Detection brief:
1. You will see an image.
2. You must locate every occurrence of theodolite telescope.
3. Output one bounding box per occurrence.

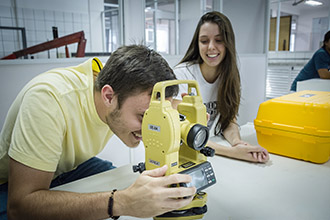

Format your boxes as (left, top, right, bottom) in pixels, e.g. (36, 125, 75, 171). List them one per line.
(133, 80, 217, 219)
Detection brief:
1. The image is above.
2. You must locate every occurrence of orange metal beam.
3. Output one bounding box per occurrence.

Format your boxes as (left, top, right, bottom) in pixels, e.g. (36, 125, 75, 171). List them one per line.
(1, 31, 86, 59)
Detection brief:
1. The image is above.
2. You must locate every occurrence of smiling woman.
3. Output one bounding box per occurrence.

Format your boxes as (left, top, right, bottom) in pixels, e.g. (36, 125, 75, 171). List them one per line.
(198, 22, 226, 83)
(173, 11, 240, 135)
(172, 11, 269, 163)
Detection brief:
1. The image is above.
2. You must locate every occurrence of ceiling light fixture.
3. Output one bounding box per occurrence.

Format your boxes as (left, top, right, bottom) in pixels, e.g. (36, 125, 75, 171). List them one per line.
(304, 0, 323, 6)
(292, 0, 305, 6)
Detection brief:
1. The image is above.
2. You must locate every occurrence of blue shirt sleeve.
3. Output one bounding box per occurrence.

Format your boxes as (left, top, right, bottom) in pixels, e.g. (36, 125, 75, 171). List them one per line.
(314, 49, 330, 71)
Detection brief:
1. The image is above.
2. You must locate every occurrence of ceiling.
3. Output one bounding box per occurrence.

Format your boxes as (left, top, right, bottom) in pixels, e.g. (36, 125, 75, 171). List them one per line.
(269, 0, 329, 17)
(281, 0, 329, 10)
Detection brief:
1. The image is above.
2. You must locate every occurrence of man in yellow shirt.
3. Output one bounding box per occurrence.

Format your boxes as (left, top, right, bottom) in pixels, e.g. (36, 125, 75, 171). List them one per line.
(0, 45, 196, 219)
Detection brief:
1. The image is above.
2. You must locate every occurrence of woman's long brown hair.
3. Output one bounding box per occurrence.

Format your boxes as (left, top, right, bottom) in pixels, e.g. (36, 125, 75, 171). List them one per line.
(178, 11, 241, 135)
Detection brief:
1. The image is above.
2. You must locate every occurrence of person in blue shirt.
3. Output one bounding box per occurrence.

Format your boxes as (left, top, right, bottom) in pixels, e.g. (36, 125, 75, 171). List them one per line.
(290, 30, 330, 91)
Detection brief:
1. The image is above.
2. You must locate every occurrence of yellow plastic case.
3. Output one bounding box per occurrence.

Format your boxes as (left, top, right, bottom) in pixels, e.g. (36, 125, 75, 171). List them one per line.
(254, 90, 330, 163)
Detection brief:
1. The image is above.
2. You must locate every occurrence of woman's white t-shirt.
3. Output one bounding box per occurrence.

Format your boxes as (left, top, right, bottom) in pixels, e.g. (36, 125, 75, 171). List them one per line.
(174, 62, 220, 130)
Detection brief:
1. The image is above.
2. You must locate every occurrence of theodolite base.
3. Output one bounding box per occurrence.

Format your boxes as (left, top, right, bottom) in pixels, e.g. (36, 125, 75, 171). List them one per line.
(154, 192, 208, 220)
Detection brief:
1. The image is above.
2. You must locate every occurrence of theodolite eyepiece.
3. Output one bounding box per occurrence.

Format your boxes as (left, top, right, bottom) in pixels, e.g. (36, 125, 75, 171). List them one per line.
(132, 162, 145, 173)
(186, 124, 209, 151)
(200, 146, 215, 157)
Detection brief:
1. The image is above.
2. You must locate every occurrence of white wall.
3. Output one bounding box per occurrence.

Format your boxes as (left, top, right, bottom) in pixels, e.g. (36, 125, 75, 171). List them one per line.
(237, 54, 266, 125)
(223, 0, 267, 54)
(178, 0, 267, 55)
(295, 7, 329, 51)
(178, 0, 202, 54)
(87, 0, 105, 52)
(123, 0, 145, 45)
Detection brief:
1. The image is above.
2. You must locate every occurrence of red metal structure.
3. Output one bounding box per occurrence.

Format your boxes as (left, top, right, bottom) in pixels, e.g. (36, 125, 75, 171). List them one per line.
(1, 31, 86, 59)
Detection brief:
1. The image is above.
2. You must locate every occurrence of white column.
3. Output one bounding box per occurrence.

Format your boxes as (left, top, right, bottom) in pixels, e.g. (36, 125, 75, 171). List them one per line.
(88, 0, 104, 52)
(122, 0, 145, 45)
(178, 0, 200, 54)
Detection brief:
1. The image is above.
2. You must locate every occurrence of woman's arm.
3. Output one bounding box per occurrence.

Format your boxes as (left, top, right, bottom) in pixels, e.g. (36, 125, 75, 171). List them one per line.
(210, 120, 269, 163)
(222, 120, 241, 146)
(207, 139, 269, 163)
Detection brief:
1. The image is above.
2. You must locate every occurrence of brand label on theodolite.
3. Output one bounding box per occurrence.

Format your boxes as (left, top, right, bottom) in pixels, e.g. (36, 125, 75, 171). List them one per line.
(148, 124, 160, 132)
(171, 161, 178, 167)
(149, 159, 160, 166)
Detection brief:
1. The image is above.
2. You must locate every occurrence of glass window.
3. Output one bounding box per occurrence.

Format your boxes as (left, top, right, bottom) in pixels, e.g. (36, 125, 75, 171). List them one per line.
(269, 2, 292, 51)
(203, 0, 214, 13)
(202, 0, 222, 14)
(145, 0, 176, 55)
(104, 0, 121, 52)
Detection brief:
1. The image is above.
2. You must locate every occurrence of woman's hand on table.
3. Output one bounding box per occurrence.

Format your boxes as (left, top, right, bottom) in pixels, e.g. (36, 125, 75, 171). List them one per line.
(231, 141, 269, 163)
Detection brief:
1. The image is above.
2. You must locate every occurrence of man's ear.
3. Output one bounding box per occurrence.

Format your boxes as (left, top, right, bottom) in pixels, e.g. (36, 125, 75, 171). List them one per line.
(101, 85, 116, 107)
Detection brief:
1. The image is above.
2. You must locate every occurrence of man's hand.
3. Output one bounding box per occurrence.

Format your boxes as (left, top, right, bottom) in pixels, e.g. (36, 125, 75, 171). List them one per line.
(113, 165, 196, 218)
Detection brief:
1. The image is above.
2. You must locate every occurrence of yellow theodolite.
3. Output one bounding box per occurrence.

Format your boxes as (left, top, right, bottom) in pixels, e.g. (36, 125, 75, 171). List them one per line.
(133, 80, 217, 220)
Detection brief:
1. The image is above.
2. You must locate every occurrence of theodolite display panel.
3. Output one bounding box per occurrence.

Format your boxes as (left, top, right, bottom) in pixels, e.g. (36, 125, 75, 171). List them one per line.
(179, 161, 216, 192)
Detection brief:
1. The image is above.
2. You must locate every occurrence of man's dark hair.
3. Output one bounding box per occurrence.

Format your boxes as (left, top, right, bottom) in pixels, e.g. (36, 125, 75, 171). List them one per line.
(95, 44, 178, 108)
(323, 30, 330, 49)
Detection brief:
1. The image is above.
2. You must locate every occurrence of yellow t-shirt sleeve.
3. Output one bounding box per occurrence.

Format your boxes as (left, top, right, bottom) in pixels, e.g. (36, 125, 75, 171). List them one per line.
(8, 85, 66, 172)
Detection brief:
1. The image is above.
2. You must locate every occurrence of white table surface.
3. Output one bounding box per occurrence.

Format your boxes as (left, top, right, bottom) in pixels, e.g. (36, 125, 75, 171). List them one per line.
(53, 123, 330, 220)
(297, 78, 330, 92)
